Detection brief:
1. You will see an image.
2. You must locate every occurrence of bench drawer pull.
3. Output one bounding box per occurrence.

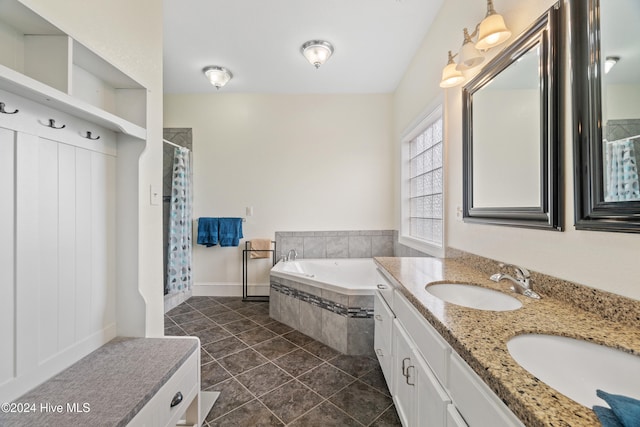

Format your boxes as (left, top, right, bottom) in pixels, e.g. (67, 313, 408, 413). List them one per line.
(170, 391, 183, 408)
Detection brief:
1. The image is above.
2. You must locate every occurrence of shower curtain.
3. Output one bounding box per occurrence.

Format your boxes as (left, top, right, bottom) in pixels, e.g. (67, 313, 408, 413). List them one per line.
(605, 140, 640, 202)
(166, 147, 193, 294)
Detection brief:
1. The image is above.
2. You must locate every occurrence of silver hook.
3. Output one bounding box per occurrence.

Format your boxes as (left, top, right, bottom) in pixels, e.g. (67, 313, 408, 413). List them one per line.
(0, 102, 19, 114)
(84, 131, 100, 140)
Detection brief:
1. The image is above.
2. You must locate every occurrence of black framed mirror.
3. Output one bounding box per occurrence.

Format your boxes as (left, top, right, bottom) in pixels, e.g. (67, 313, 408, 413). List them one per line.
(572, 0, 640, 232)
(462, 5, 561, 230)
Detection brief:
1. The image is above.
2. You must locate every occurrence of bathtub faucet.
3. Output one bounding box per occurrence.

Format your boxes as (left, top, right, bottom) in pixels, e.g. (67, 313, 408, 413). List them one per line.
(286, 249, 298, 262)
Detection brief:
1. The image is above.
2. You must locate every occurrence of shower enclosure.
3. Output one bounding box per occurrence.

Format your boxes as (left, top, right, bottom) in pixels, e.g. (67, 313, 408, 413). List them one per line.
(163, 128, 193, 312)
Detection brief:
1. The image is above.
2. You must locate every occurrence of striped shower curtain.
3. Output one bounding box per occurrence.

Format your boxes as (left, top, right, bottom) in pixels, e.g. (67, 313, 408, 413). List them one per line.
(166, 147, 193, 294)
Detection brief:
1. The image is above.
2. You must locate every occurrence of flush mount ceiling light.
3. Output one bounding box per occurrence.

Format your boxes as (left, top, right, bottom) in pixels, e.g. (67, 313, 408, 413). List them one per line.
(456, 27, 485, 71)
(202, 66, 232, 89)
(300, 40, 334, 69)
(604, 56, 620, 74)
(475, 0, 512, 50)
(440, 51, 465, 88)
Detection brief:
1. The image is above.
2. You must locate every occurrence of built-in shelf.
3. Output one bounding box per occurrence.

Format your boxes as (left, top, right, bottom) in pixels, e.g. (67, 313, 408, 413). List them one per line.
(0, 0, 147, 139)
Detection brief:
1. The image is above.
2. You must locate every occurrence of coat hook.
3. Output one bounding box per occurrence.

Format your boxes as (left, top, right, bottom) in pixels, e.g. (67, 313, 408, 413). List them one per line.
(84, 131, 100, 140)
(0, 102, 19, 114)
(47, 119, 66, 129)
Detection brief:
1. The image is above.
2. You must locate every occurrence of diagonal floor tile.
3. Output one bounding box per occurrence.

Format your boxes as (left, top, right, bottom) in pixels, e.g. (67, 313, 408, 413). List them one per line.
(369, 405, 403, 427)
(303, 340, 340, 361)
(203, 336, 247, 359)
(253, 337, 298, 360)
(218, 348, 268, 376)
(223, 318, 260, 334)
(328, 354, 379, 378)
(288, 401, 362, 427)
(259, 380, 323, 424)
(208, 310, 247, 325)
(181, 317, 218, 334)
(204, 378, 254, 423)
(193, 325, 231, 345)
(329, 381, 393, 426)
(297, 363, 356, 398)
(201, 360, 232, 390)
(263, 321, 294, 335)
(282, 330, 315, 347)
(207, 399, 284, 427)
(273, 349, 323, 377)
(235, 362, 293, 397)
(170, 310, 206, 324)
(236, 326, 277, 346)
(359, 366, 391, 396)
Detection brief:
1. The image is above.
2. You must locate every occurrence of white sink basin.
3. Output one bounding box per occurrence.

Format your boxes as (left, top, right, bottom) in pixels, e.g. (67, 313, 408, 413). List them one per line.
(425, 283, 522, 311)
(507, 334, 640, 407)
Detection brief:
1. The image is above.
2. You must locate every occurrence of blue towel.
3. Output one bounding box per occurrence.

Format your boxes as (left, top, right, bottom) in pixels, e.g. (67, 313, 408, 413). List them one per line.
(218, 217, 243, 247)
(595, 390, 640, 427)
(594, 406, 625, 427)
(197, 217, 219, 247)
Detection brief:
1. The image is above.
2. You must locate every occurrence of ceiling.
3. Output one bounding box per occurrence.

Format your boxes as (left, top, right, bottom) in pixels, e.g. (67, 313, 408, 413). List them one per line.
(163, 0, 444, 94)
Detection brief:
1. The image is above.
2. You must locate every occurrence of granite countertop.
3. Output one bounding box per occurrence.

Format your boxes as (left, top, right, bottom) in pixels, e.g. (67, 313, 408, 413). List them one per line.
(0, 336, 199, 427)
(373, 256, 640, 427)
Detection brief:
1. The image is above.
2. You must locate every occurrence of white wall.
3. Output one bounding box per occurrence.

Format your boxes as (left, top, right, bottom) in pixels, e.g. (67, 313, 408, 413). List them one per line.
(164, 93, 394, 291)
(21, 0, 165, 335)
(394, 0, 640, 300)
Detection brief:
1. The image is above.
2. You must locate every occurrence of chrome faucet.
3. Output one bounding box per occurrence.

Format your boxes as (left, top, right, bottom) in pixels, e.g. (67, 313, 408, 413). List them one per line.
(286, 249, 298, 262)
(490, 263, 541, 299)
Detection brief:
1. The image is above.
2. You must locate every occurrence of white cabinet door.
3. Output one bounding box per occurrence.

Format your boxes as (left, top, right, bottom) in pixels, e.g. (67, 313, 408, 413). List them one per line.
(413, 346, 451, 426)
(374, 292, 394, 393)
(393, 319, 415, 427)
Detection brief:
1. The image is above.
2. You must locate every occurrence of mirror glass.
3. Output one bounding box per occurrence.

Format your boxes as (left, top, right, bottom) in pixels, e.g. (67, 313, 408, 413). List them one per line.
(463, 5, 561, 230)
(600, 0, 640, 203)
(472, 46, 541, 208)
(572, 0, 640, 232)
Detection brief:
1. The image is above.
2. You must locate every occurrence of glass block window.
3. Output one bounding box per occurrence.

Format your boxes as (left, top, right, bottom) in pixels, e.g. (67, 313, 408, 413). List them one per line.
(408, 112, 443, 246)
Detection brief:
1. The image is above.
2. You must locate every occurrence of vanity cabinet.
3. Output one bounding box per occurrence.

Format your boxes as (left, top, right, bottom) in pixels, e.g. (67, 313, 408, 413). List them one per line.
(374, 273, 524, 427)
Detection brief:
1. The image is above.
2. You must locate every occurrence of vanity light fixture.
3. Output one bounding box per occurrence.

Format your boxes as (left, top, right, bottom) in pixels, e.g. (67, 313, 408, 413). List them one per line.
(439, 0, 511, 89)
(439, 51, 465, 88)
(456, 27, 485, 70)
(203, 66, 233, 89)
(604, 56, 619, 74)
(475, 0, 512, 50)
(301, 40, 334, 69)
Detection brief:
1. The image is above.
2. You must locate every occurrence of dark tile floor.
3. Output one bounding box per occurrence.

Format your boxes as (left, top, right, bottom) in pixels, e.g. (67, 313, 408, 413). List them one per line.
(164, 296, 402, 427)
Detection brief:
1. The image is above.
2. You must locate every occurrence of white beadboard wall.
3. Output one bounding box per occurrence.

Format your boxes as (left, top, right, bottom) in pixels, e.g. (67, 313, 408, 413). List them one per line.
(0, 106, 117, 402)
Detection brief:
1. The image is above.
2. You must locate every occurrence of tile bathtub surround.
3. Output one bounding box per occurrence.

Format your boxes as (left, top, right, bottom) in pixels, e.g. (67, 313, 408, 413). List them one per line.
(270, 277, 375, 355)
(374, 256, 640, 427)
(445, 247, 640, 327)
(165, 296, 401, 426)
(275, 230, 395, 259)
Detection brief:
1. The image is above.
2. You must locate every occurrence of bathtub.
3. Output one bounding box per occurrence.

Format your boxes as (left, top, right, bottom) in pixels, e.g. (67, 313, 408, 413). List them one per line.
(270, 258, 382, 295)
(269, 258, 383, 355)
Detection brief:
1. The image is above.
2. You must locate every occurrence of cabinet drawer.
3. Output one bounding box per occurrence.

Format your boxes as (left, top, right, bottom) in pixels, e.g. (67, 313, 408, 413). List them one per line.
(375, 269, 394, 307)
(128, 350, 199, 427)
(448, 353, 523, 427)
(395, 292, 449, 385)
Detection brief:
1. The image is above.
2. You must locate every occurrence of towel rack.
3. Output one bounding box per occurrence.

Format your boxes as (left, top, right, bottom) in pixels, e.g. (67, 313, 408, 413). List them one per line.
(242, 240, 276, 302)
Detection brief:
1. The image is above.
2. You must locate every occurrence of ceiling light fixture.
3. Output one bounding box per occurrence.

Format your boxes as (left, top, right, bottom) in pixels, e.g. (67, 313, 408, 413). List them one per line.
(203, 66, 232, 89)
(604, 56, 620, 74)
(300, 40, 334, 69)
(440, 51, 465, 88)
